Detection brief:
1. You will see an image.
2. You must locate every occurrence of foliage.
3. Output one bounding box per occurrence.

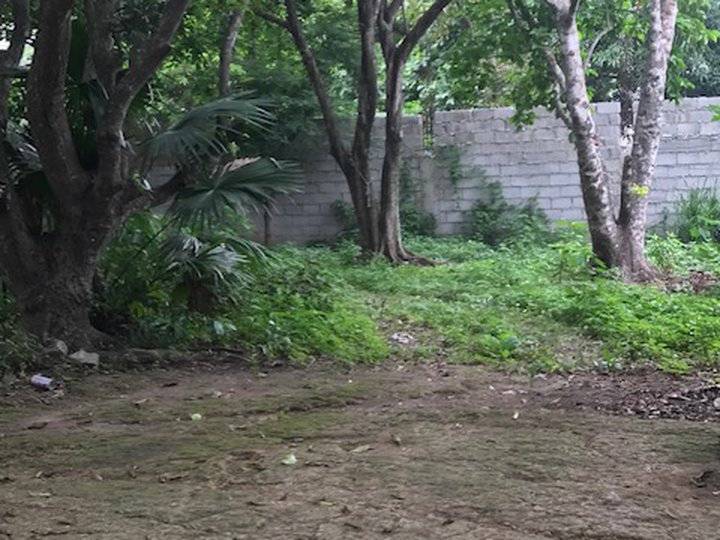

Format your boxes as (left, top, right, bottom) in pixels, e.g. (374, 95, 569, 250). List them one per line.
(400, 204, 438, 237)
(0, 287, 39, 377)
(99, 220, 387, 363)
(317, 234, 720, 374)
(407, 0, 718, 120)
(469, 179, 550, 246)
(332, 199, 438, 240)
(670, 186, 720, 243)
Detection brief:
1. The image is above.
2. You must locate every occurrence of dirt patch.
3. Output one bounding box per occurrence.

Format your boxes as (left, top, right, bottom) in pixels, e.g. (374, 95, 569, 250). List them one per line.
(0, 363, 719, 539)
(660, 270, 720, 294)
(530, 370, 720, 421)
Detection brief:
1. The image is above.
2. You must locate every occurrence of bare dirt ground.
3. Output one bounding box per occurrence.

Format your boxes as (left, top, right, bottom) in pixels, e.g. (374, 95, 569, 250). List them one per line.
(1, 360, 719, 540)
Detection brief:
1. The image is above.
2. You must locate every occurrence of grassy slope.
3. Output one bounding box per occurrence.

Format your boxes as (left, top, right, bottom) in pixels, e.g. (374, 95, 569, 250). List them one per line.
(321, 235, 720, 374)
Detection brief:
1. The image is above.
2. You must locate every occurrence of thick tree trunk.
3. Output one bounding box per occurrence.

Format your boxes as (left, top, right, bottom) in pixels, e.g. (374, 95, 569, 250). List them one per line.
(0, 216, 114, 349)
(14, 264, 98, 348)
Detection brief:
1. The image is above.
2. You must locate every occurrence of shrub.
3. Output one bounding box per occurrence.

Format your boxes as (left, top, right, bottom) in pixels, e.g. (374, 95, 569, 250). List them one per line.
(331, 199, 438, 240)
(400, 204, 437, 237)
(469, 180, 550, 246)
(672, 187, 720, 243)
(231, 249, 387, 362)
(0, 285, 39, 376)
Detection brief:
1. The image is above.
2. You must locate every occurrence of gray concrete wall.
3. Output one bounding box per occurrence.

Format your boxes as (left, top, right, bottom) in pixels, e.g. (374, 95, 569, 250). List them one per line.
(254, 96, 720, 244)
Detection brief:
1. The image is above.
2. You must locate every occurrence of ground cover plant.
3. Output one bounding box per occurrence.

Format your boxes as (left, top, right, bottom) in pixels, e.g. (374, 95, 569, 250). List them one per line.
(326, 230, 720, 375)
(4, 220, 720, 376)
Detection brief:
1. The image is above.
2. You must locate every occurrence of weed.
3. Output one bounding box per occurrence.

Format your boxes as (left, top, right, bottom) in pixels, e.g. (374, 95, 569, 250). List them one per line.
(469, 179, 550, 246)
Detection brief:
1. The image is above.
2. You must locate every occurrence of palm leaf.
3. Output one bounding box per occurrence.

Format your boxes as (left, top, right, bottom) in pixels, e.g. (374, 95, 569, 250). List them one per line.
(138, 94, 275, 171)
(160, 232, 244, 285)
(169, 158, 301, 228)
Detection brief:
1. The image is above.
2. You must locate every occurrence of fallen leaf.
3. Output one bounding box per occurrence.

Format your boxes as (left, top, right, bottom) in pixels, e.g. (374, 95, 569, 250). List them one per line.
(350, 444, 373, 454)
(281, 453, 297, 466)
(513, 411, 520, 420)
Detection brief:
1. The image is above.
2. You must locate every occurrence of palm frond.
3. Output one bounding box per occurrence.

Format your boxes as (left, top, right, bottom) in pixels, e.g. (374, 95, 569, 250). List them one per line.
(169, 158, 301, 228)
(160, 232, 244, 285)
(138, 94, 275, 171)
(5, 122, 42, 183)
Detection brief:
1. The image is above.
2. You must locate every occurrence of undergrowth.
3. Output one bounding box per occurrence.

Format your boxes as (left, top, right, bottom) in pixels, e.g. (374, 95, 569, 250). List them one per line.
(324, 231, 720, 374)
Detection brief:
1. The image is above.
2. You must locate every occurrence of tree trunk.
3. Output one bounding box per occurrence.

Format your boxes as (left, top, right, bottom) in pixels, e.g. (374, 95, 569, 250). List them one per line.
(379, 60, 410, 261)
(344, 163, 379, 251)
(0, 218, 114, 349)
(14, 264, 98, 348)
(218, 10, 244, 97)
(616, 0, 678, 281)
(546, 0, 677, 281)
(550, 5, 620, 269)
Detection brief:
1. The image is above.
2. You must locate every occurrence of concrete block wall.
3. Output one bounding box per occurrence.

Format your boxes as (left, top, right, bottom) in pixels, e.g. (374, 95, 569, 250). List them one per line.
(254, 96, 720, 244)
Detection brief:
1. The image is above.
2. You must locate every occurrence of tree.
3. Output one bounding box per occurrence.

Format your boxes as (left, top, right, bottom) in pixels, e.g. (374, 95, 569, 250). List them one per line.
(0, 1, 296, 347)
(257, 0, 452, 261)
(513, 0, 678, 280)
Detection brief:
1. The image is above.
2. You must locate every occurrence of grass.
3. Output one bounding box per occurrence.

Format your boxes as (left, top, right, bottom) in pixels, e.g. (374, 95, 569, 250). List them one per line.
(5, 227, 720, 376)
(308, 232, 720, 375)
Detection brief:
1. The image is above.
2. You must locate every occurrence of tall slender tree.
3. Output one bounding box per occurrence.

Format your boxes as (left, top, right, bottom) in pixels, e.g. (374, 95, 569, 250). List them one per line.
(258, 0, 452, 261)
(507, 0, 678, 280)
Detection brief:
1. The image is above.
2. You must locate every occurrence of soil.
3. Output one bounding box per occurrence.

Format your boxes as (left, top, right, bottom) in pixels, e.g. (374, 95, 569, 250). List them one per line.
(1, 361, 719, 539)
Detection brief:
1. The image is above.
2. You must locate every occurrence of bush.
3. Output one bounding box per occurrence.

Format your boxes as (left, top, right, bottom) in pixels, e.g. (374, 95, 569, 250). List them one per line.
(672, 187, 720, 243)
(469, 180, 550, 246)
(331, 199, 438, 241)
(400, 204, 437, 237)
(0, 285, 39, 377)
(100, 225, 388, 363)
(230, 249, 387, 362)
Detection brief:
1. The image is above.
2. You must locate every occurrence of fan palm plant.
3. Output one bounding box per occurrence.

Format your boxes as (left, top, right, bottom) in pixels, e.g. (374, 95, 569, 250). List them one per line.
(94, 94, 301, 318)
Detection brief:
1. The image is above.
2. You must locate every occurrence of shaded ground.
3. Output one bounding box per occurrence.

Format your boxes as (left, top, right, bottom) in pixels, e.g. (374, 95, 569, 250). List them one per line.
(1, 361, 719, 539)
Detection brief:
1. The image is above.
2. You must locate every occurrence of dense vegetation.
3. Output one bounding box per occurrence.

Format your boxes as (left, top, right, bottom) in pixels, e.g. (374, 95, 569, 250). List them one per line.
(4, 189, 720, 377)
(1, 0, 720, 377)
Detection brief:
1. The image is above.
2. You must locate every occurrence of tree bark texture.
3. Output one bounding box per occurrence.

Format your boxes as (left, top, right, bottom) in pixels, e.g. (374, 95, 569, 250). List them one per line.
(544, 0, 678, 281)
(219, 10, 245, 97)
(0, 0, 190, 347)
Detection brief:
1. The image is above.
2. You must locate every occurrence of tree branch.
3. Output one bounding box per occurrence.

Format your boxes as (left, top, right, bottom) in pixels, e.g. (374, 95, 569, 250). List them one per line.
(26, 0, 88, 205)
(353, 1, 381, 162)
(98, 0, 189, 195)
(386, 0, 404, 21)
(281, 0, 350, 166)
(395, 0, 452, 66)
(585, 24, 612, 69)
(84, 0, 124, 93)
(252, 8, 289, 29)
(121, 170, 189, 215)
(0, 0, 29, 71)
(104, 0, 190, 129)
(219, 9, 246, 96)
